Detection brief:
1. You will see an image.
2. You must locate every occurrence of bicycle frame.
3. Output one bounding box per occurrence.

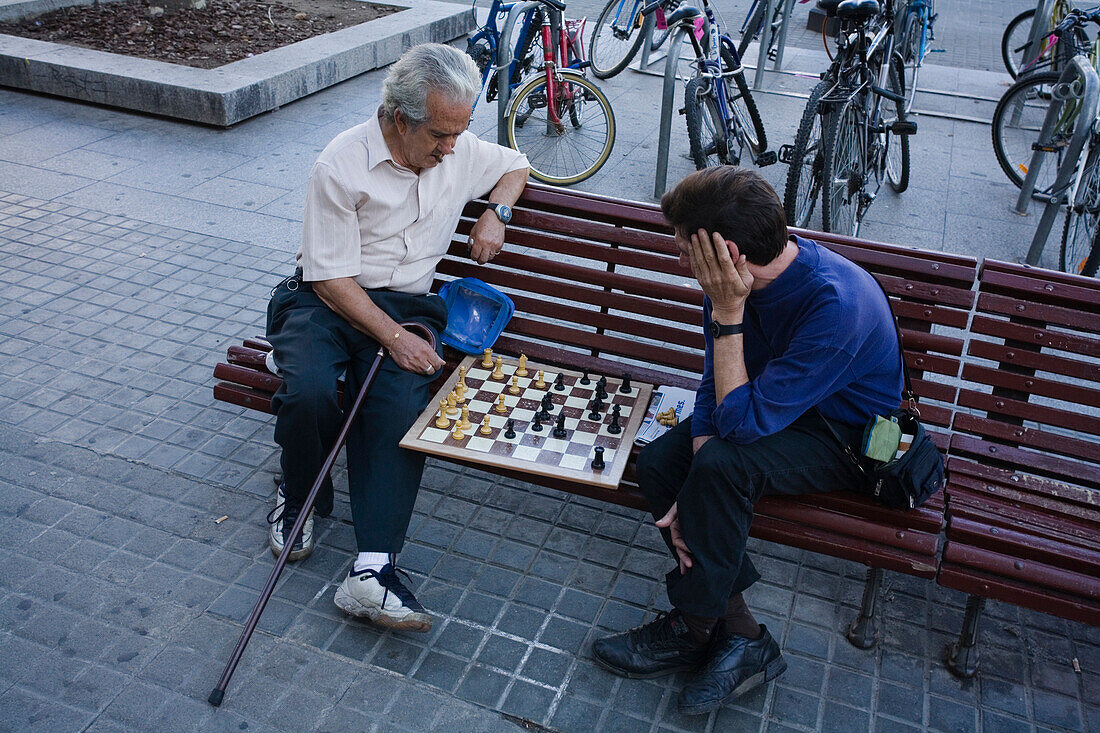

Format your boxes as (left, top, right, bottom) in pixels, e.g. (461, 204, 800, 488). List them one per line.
(684, 0, 745, 146)
(533, 8, 588, 126)
(467, 0, 543, 112)
(606, 0, 645, 36)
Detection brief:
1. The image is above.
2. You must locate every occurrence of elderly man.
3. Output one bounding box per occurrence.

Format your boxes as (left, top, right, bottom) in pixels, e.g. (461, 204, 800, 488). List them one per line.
(592, 167, 903, 714)
(265, 43, 528, 632)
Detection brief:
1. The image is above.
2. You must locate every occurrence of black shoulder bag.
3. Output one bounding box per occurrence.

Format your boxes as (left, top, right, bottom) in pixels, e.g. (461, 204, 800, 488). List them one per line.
(745, 279, 945, 511)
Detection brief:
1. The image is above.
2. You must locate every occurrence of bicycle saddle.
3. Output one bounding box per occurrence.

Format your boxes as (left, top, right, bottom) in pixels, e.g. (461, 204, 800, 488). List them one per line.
(667, 4, 702, 26)
(836, 0, 879, 22)
(816, 0, 841, 17)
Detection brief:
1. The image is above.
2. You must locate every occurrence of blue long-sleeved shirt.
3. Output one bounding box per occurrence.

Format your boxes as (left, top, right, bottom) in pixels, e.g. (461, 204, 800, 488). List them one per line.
(691, 235, 904, 443)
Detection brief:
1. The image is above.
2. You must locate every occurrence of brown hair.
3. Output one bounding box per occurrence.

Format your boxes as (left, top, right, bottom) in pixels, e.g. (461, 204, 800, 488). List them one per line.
(660, 166, 788, 265)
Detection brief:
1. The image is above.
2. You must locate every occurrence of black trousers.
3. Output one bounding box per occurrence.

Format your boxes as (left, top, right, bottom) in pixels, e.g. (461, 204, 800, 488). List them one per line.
(266, 276, 447, 554)
(636, 413, 867, 617)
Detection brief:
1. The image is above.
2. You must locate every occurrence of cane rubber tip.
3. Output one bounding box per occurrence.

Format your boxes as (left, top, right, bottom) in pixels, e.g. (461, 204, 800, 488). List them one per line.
(208, 688, 225, 706)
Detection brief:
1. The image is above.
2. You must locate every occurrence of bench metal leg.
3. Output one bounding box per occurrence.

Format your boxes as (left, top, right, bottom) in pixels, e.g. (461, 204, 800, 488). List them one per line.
(846, 567, 883, 649)
(946, 595, 985, 678)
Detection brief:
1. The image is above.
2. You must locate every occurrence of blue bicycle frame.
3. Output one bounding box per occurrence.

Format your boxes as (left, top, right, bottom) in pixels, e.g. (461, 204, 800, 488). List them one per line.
(466, 0, 542, 112)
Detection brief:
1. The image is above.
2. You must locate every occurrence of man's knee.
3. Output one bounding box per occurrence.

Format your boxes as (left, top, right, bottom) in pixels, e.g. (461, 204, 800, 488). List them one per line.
(689, 441, 754, 502)
(276, 373, 341, 426)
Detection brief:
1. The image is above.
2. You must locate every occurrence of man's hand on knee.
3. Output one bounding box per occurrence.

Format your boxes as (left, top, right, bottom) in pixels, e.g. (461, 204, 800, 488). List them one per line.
(390, 328, 445, 375)
(656, 502, 694, 574)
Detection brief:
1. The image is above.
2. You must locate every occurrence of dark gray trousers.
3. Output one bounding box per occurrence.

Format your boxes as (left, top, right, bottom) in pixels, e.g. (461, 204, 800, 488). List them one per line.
(266, 276, 447, 553)
(636, 413, 867, 617)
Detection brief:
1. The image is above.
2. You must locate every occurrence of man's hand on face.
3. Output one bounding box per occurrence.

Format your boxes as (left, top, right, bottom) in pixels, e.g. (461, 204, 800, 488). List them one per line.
(468, 211, 505, 265)
(388, 327, 446, 376)
(687, 229, 753, 318)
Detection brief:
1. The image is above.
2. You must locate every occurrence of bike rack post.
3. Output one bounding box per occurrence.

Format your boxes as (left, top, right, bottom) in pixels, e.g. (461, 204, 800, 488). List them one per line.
(638, 12, 660, 70)
(769, 0, 797, 78)
(655, 26, 688, 197)
(1021, 0, 1056, 74)
(752, 0, 778, 90)
(496, 1, 541, 146)
(1022, 55, 1099, 265)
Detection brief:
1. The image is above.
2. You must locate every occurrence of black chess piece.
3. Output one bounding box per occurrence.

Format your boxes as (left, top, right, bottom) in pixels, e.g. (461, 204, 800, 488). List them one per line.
(619, 373, 632, 394)
(595, 376, 608, 401)
(531, 412, 544, 432)
(591, 446, 605, 470)
(580, 369, 590, 385)
(553, 413, 567, 439)
(504, 419, 516, 439)
(588, 397, 603, 421)
(554, 372, 566, 391)
(608, 404, 622, 434)
(541, 393, 555, 415)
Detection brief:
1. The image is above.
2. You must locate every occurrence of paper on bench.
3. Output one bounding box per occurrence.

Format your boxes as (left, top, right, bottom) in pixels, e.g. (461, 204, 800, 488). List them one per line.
(634, 386, 695, 445)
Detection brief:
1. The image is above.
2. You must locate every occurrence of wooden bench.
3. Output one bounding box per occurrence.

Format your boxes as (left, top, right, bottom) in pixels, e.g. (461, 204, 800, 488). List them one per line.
(213, 183, 977, 649)
(938, 259, 1100, 676)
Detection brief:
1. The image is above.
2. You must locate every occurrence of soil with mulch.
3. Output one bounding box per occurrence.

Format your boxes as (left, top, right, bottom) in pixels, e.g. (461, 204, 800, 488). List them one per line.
(0, 0, 404, 69)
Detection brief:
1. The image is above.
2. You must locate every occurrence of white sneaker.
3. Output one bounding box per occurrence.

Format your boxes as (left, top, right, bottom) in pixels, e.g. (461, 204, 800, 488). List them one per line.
(334, 564, 433, 632)
(266, 485, 314, 562)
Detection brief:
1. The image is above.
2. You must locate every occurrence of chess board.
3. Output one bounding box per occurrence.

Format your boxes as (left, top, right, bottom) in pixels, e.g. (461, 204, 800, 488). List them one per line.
(400, 355, 654, 489)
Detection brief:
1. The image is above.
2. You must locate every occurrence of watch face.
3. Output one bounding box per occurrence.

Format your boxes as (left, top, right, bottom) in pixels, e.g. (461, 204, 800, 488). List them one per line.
(494, 204, 512, 223)
(709, 320, 719, 339)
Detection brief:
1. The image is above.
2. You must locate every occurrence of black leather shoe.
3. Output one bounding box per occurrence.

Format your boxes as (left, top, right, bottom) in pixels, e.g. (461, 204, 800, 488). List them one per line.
(591, 610, 712, 679)
(677, 625, 787, 715)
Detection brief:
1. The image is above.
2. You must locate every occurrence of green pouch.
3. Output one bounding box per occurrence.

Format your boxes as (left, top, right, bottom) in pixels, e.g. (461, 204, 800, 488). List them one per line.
(862, 414, 902, 463)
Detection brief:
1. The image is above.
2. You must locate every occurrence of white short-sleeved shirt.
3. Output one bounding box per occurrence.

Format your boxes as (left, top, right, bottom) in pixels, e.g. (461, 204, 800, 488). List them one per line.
(297, 111, 528, 294)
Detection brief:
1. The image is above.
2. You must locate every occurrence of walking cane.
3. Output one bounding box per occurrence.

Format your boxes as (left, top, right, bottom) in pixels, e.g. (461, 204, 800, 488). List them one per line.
(208, 321, 437, 707)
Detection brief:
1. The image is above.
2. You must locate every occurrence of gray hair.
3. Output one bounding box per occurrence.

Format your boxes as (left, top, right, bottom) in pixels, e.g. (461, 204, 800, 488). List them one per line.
(381, 44, 481, 127)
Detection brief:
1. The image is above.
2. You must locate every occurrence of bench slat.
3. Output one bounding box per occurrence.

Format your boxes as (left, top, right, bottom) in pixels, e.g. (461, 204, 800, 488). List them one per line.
(937, 565, 1100, 625)
(945, 515, 1099, 571)
(968, 339, 1099, 382)
(953, 413, 1100, 464)
(961, 363, 1100, 409)
(977, 262, 1100, 310)
(945, 490, 1099, 551)
(943, 542, 1100, 601)
(949, 432, 1099, 488)
(969, 315, 1100, 360)
(947, 458, 1100, 509)
(977, 291, 1100, 332)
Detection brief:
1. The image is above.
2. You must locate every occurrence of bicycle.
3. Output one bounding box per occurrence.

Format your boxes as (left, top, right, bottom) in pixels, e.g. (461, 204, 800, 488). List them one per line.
(781, 0, 912, 236)
(1001, 0, 1080, 79)
(893, 0, 936, 112)
(737, 0, 813, 60)
(664, 0, 772, 170)
(466, 0, 617, 185)
(504, 0, 618, 185)
(1001, 8, 1100, 276)
(588, 0, 679, 79)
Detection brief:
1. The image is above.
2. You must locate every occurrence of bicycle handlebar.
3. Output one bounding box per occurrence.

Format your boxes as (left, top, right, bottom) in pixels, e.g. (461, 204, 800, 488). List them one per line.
(532, 0, 566, 11)
(1054, 6, 1100, 36)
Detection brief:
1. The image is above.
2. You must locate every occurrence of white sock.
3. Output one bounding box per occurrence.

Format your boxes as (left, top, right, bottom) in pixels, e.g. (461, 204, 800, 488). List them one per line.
(353, 552, 390, 574)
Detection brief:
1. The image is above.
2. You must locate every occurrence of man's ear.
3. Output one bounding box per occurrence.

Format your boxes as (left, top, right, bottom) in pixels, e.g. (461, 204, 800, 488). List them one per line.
(393, 108, 408, 135)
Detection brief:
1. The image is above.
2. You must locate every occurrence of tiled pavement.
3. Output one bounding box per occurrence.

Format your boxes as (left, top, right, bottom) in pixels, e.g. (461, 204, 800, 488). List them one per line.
(1, 0, 1099, 731)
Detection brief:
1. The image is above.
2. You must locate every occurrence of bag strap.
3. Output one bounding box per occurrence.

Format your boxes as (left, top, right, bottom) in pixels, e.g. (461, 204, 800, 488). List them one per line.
(741, 260, 915, 473)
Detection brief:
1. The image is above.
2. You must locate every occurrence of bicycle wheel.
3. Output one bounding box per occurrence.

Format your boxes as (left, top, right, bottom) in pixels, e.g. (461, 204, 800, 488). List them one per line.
(590, 0, 646, 79)
(1002, 9, 1048, 79)
(992, 71, 1064, 196)
(897, 10, 923, 111)
(507, 70, 616, 185)
(783, 80, 830, 228)
(685, 77, 730, 168)
(720, 47, 767, 158)
(822, 95, 864, 237)
(1060, 151, 1100, 276)
(884, 62, 910, 193)
(649, 0, 678, 51)
(736, 0, 767, 59)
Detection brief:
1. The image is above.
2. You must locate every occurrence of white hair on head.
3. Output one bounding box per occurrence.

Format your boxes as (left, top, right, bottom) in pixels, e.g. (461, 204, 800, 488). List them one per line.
(381, 43, 480, 127)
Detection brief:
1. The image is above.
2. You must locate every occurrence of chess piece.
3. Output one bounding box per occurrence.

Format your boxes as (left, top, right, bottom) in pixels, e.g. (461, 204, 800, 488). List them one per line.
(541, 393, 554, 415)
(435, 399, 450, 429)
(509, 375, 520, 395)
(580, 369, 590, 385)
(588, 397, 603, 421)
(535, 370, 546, 389)
(553, 413, 567, 439)
(516, 354, 528, 377)
(504, 419, 516, 439)
(458, 365, 467, 390)
(553, 372, 565, 391)
(495, 394, 508, 413)
(492, 356, 505, 380)
(620, 373, 632, 394)
(531, 412, 544, 432)
(595, 376, 608, 401)
(460, 405, 472, 431)
(446, 391, 459, 416)
(608, 404, 621, 435)
(452, 423, 465, 441)
(456, 383, 466, 404)
(482, 348, 493, 368)
(480, 416, 492, 435)
(591, 446, 605, 470)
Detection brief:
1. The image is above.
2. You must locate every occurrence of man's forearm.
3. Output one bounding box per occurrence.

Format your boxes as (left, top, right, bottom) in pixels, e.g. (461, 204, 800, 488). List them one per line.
(488, 168, 528, 207)
(711, 306, 749, 405)
(313, 277, 401, 347)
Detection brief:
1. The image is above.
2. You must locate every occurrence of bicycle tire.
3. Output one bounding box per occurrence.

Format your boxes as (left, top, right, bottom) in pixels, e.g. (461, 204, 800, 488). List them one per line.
(885, 62, 910, 193)
(721, 47, 768, 157)
(1060, 150, 1100, 276)
(685, 77, 730, 168)
(736, 0, 767, 59)
(783, 80, 830, 228)
(1002, 9, 1046, 79)
(822, 94, 864, 237)
(590, 0, 646, 79)
(506, 70, 616, 185)
(897, 9, 922, 112)
(992, 71, 1064, 196)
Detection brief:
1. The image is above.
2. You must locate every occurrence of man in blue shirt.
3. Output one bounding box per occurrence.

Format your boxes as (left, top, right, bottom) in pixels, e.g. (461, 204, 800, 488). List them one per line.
(592, 167, 903, 715)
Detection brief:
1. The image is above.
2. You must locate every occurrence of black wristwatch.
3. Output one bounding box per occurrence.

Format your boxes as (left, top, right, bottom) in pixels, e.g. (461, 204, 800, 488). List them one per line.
(489, 203, 512, 224)
(709, 320, 743, 339)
